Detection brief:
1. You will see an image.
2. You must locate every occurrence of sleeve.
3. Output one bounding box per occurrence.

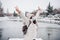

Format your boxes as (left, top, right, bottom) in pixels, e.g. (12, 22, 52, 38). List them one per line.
(18, 12, 29, 26)
(18, 12, 27, 20)
(34, 10, 42, 19)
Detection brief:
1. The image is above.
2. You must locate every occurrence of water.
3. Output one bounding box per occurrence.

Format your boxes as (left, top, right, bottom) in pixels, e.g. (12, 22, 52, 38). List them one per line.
(0, 20, 60, 40)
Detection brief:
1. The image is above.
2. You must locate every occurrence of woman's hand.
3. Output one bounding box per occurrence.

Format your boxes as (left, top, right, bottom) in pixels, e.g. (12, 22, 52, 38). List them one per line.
(38, 6, 41, 11)
(35, 6, 41, 12)
(38, 6, 43, 13)
(15, 6, 21, 15)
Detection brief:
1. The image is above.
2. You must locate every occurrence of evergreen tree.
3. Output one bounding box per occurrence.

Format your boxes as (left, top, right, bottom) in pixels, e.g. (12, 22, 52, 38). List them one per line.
(46, 2, 53, 15)
(13, 11, 17, 17)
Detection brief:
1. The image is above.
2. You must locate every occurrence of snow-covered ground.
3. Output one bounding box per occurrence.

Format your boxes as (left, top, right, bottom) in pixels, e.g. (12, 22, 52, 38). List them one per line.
(0, 17, 60, 25)
(9, 38, 43, 40)
(0, 17, 60, 40)
(0, 17, 60, 23)
(0, 17, 22, 21)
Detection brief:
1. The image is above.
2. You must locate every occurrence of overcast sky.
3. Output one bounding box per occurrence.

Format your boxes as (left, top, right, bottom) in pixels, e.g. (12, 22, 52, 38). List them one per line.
(0, 0, 60, 13)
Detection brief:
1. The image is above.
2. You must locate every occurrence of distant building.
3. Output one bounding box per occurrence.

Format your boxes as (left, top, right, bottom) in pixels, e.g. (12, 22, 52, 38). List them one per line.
(53, 9, 58, 14)
(4, 13, 13, 16)
(53, 8, 60, 14)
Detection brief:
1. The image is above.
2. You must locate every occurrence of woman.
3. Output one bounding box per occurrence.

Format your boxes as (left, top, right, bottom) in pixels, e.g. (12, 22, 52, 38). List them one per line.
(15, 6, 42, 40)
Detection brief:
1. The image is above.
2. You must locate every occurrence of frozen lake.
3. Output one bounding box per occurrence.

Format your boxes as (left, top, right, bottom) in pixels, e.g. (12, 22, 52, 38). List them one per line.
(0, 18, 60, 40)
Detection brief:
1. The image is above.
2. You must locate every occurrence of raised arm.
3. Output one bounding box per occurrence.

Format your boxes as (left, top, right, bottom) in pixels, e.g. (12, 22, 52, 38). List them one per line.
(15, 6, 28, 20)
(35, 7, 43, 19)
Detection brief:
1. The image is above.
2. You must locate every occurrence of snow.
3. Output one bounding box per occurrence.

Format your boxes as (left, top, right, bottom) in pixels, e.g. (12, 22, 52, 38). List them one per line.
(0, 17, 60, 40)
(9, 38, 43, 40)
(0, 17, 60, 25)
